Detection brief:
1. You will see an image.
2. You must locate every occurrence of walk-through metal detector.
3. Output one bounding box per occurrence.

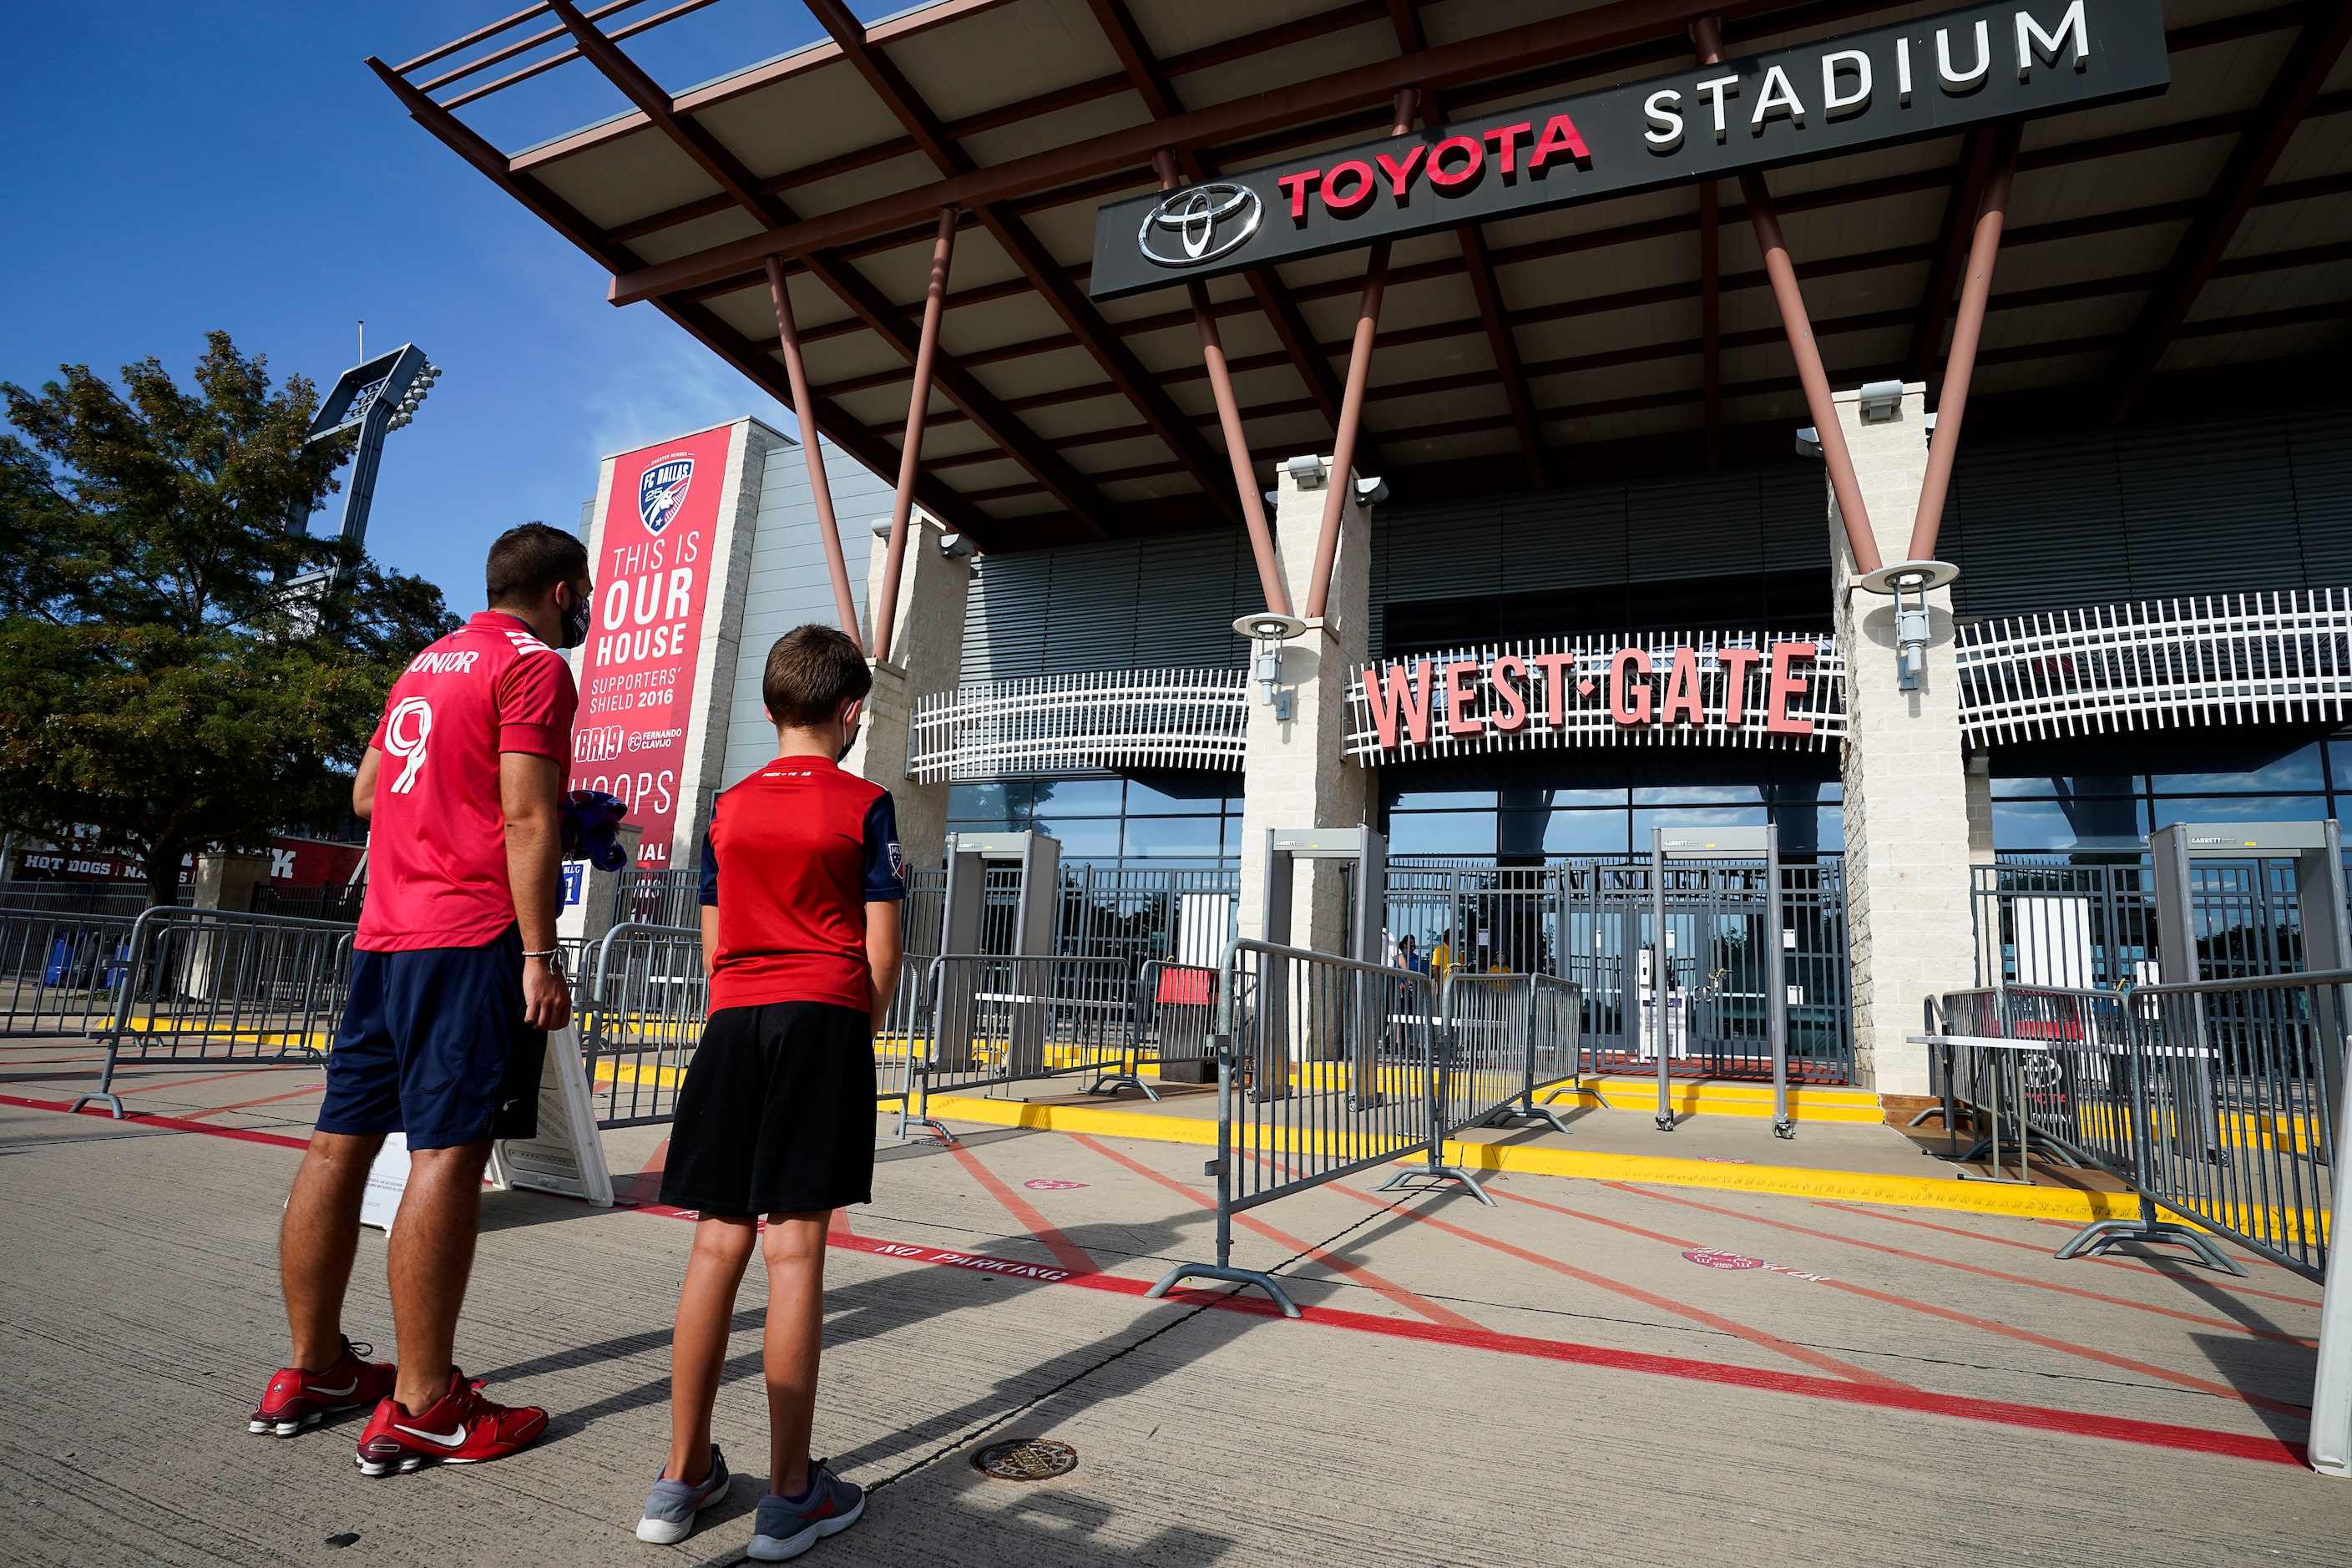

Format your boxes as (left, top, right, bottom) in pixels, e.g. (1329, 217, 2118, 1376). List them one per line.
(1649, 825, 1792, 1138)
(1261, 826, 1386, 962)
(2151, 820, 2349, 1158)
(1254, 827, 1387, 1108)
(937, 832, 1061, 1075)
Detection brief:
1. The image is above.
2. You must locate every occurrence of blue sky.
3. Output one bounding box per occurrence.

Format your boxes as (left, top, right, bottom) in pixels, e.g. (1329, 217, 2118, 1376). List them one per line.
(0, 1, 900, 619)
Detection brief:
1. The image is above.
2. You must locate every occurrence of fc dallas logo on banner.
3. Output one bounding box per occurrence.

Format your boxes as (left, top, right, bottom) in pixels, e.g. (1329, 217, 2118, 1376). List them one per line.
(576, 426, 732, 869)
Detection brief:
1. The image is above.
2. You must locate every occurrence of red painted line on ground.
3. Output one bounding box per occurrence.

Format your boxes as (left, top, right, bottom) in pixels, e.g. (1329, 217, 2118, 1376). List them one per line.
(178, 1083, 327, 1122)
(1618, 1183, 2314, 1348)
(820, 1220, 2306, 1469)
(1069, 1133, 1485, 1332)
(1818, 1203, 2324, 1309)
(945, 1141, 1100, 1277)
(1571, 1185, 2309, 1415)
(0, 1092, 310, 1151)
(1333, 1179, 1909, 1389)
(119, 1065, 311, 1096)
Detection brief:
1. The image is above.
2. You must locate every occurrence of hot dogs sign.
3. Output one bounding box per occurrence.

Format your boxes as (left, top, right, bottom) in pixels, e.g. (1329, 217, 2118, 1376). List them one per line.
(1344, 634, 1847, 761)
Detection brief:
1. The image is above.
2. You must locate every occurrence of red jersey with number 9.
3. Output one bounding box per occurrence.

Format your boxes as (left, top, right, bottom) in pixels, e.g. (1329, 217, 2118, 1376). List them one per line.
(356, 611, 579, 953)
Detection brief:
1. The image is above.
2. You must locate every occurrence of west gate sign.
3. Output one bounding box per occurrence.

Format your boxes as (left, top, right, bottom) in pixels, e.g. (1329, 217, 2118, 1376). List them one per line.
(1090, 0, 2167, 298)
(1343, 634, 1848, 762)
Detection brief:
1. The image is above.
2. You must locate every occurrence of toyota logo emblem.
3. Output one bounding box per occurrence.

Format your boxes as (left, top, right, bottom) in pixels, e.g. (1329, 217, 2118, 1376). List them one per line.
(1137, 183, 1263, 268)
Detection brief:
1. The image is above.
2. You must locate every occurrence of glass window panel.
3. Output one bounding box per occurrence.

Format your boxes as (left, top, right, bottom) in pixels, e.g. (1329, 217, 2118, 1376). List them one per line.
(1633, 806, 1768, 840)
(2149, 796, 2328, 828)
(1122, 815, 1222, 857)
(1028, 817, 1122, 857)
(1768, 802, 1845, 855)
(1990, 776, 2139, 800)
(1388, 789, 1498, 810)
(1030, 779, 1124, 815)
(1386, 812, 1498, 855)
(2152, 745, 2323, 793)
(1769, 781, 1842, 804)
(1526, 787, 1629, 807)
(1124, 778, 1232, 815)
(1632, 784, 1763, 805)
(947, 781, 1028, 827)
(1993, 799, 2148, 852)
(2329, 741, 2352, 787)
(1542, 810, 1631, 855)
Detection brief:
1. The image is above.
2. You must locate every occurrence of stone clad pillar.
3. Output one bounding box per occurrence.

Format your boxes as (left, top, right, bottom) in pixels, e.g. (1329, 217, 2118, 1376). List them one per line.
(841, 513, 969, 874)
(1236, 457, 1373, 953)
(1828, 381, 1975, 1098)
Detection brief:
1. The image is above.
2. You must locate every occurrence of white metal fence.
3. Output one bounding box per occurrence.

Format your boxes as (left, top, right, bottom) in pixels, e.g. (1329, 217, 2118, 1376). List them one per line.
(908, 667, 1248, 782)
(1954, 587, 2352, 746)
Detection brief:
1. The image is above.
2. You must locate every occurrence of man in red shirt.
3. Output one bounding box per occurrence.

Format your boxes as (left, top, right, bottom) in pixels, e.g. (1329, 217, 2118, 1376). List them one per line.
(630, 625, 903, 1555)
(250, 523, 589, 1478)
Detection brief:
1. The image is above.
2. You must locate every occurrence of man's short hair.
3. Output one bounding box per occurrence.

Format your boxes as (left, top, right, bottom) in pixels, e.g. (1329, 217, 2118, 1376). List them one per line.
(763, 625, 872, 727)
(485, 523, 589, 606)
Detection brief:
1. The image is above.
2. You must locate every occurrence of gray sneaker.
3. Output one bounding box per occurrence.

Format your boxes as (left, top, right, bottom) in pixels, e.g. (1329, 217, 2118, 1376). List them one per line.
(746, 1459, 864, 1561)
(635, 1444, 731, 1545)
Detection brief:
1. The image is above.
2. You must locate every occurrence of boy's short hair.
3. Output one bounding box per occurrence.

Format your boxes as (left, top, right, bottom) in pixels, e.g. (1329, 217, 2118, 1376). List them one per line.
(485, 523, 589, 605)
(764, 625, 872, 726)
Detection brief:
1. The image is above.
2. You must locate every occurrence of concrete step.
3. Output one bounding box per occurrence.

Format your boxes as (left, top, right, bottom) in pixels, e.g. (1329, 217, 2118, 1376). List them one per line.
(1548, 1075, 1884, 1123)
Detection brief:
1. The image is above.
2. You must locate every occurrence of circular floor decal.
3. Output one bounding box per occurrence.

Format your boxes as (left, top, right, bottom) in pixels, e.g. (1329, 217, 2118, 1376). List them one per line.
(1682, 1249, 1767, 1270)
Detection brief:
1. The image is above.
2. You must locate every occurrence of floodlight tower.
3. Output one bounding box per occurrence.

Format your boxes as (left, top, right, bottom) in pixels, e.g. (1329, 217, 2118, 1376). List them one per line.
(301, 343, 440, 553)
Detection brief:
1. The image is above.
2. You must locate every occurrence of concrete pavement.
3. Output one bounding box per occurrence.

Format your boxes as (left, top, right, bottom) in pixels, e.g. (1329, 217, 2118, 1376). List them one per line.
(0, 1039, 2344, 1566)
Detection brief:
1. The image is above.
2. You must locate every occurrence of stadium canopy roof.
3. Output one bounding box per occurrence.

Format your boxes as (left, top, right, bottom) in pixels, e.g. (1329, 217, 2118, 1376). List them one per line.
(375, 0, 2352, 554)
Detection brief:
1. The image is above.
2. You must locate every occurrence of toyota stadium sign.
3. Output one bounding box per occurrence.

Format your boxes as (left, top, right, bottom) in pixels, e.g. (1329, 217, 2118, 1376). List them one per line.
(1090, 0, 2167, 299)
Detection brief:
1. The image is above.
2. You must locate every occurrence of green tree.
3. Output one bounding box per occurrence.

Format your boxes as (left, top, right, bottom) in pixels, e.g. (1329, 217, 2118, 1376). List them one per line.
(0, 331, 457, 905)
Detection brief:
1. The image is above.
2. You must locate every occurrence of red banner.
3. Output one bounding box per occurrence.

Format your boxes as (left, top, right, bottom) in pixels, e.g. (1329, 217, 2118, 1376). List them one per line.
(574, 425, 733, 871)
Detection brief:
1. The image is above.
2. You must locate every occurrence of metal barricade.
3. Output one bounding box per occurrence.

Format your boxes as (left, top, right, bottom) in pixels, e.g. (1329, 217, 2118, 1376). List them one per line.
(1513, 972, 1586, 1132)
(2081, 970, 2344, 1283)
(1148, 941, 1441, 1317)
(1923, 985, 2138, 1185)
(1378, 973, 1530, 1202)
(1125, 959, 1218, 1093)
(900, 953, 1132, 1142)
(579, 922, 706, 1128)
(873, 959, 933, 1127)
(70, 908, 356, 1117)
(0, 908, 137, 1038)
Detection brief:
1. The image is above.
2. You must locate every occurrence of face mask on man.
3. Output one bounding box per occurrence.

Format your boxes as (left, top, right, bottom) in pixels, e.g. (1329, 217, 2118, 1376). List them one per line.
(559, 584, 592, 650)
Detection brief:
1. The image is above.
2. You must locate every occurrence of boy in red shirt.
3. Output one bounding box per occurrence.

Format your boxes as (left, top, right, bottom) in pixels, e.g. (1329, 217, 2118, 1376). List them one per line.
(635, 625, 903, 1558)
(254, 523, 588, 1474)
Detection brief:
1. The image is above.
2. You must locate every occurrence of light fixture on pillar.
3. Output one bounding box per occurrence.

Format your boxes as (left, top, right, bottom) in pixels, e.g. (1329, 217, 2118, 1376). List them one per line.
(870, 517, 892, 537)
(1283, 454, 1328, 489)
(1233, 611, 1308, 721)
(1858, 559, 1960, 692)
(938, 532, 975, 559)
(1353, 476, 1389, 505)
(1794, 427, 1821, 458)
(1857, 380, 1904, 423)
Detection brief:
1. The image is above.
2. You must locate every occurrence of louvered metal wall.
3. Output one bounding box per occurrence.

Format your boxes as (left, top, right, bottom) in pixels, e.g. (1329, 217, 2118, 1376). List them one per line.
(961, 529, 1258, 681)
(1942, 406, 2352, 616)
(955, 405, 2352, 673)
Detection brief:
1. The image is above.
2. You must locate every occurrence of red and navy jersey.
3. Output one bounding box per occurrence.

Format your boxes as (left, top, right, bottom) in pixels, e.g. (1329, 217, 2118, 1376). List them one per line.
(357, 611, 577, 953)
(699, 755, 905, 1014)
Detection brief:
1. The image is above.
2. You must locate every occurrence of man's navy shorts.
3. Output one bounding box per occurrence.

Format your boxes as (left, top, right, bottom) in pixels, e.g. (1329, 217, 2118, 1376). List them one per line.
(316, 925, 545, 1151)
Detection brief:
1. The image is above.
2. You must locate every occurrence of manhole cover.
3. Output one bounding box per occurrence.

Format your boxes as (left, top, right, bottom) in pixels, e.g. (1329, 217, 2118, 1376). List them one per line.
(973, 1438, 1078, 1481)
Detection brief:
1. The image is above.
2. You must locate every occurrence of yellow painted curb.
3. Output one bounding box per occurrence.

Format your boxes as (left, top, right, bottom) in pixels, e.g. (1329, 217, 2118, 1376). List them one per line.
(917, 1093, 2149, 1225)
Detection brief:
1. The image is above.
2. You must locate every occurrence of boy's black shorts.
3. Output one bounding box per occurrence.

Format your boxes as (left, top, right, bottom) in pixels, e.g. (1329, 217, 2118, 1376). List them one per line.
(659, 1000, 874, 1217)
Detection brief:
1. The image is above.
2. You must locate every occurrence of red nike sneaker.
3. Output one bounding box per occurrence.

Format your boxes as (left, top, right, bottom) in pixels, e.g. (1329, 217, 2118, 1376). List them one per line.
(353, 1368, 548, 1477)
(248, 1338, 395, 1438)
